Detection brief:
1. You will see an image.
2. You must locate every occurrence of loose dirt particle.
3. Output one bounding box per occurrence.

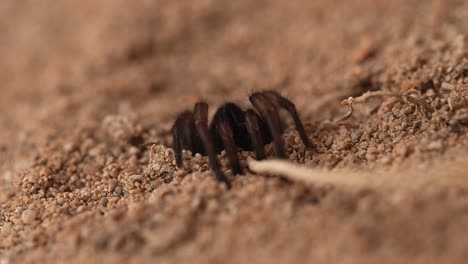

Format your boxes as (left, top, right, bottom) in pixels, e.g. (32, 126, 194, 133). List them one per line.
(21, 207, 38, 224)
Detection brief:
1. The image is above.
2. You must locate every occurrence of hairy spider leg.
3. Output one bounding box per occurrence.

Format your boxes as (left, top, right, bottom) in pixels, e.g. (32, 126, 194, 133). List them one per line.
(209, 103, 249, 153)
(244, 109, 267, 160)
(212, 108, 244, 175)
(249, 92, 287, 159)
(172, 111, 196, 167)
(261, 90, 316, 150)
(216, 103, 252, 150)
(194, 102, 231, 188)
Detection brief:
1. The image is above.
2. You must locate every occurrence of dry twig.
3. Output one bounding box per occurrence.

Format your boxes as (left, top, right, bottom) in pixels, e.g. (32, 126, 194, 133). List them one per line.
(334, 90, 394, 122)
(247, 157, 468, 190)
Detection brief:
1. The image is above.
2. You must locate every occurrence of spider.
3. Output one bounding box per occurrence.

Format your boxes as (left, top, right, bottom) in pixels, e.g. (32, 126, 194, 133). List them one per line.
(172, 90, 315, 188)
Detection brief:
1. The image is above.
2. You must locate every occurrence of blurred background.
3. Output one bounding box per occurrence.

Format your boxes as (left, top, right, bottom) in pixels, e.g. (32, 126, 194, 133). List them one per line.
(2, 1, 465, 132)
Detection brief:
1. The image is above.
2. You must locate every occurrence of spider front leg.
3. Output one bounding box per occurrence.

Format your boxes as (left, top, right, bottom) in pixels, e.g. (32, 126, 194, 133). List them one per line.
(172, 111, 197, 167)
(212, 110, 243, 175)
(213, 103, 251, 150)
(261, 90, 316, 150)
(194, 102, 231, 188)
(249, 92, 287, 159)
(244, 110, 267, 160)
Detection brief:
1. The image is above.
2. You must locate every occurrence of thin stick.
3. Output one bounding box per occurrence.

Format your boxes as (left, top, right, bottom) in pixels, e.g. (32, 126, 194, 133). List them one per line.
(247, 158, 468, 190)
(335, 90, 394, 122)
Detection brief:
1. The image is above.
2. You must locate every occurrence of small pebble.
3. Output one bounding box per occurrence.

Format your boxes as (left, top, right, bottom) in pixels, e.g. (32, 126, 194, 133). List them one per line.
(115, 186, 123, 196)
(21, 207, 38, 224)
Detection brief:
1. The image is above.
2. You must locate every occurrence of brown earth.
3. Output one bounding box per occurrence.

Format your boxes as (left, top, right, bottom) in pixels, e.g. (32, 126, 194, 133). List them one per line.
(1, 0, 468, 263)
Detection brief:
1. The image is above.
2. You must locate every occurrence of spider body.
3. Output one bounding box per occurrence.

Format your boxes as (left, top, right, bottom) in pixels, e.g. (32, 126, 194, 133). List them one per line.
(172, 90, 314, 188)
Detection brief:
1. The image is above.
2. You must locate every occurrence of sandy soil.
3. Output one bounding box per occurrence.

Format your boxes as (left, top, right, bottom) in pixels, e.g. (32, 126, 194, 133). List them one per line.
(1, 0, 468, 263)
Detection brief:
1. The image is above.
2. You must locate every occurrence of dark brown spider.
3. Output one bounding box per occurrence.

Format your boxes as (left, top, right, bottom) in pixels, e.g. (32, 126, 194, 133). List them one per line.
(172, 90, 315, 188)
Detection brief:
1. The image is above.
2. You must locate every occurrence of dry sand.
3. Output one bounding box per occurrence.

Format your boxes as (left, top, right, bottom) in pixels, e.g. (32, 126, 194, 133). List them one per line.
(1, 0, 468, 263)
